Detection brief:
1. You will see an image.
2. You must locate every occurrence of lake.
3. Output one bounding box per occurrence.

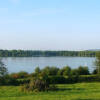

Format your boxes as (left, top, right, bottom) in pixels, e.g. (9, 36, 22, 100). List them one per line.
(2, 57, 96, 73)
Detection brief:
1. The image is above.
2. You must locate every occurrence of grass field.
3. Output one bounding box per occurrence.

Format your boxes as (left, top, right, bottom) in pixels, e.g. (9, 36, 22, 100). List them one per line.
(0, 82, 100, 100)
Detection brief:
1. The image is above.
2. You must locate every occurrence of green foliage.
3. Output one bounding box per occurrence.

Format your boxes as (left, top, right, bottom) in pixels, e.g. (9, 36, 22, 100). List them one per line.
(95, 52, 100, 74)
(0, 50, 96, 57)
(77, 66, 90, 75)
(35, 67, 41, 74)
(63, 66, 71, 76)
(0, 75, 18, 86)
(41, 66, 90, 76)
(49, 76, 67, 84)
(41, 66, 59, 76)
(16, 74, 100, 85)
(57, 69, 64, 75)
(10, 71, 29, 79)
(21, 78, 49, 92)
(92, 69, 97, 74)
(21, 73, 57, 92)
(71, 69, 79, 76)
(0, 59, 13, 86)
(0, 59, 8, 77)
(78, 75, 100, 82)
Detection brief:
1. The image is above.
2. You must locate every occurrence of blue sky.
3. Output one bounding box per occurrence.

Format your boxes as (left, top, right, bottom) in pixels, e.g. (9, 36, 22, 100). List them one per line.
(0, 0, 100, 50)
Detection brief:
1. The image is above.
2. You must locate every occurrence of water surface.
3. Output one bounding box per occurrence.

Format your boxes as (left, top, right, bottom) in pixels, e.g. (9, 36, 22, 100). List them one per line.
(2, 57, 96, 73)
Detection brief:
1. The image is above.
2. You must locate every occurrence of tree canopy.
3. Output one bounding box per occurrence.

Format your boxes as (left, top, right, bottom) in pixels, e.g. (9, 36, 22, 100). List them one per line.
(0, 50, 96, 57)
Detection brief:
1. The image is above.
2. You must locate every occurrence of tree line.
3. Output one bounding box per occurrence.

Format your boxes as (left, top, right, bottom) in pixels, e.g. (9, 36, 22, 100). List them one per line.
(0, 50, 97, 57)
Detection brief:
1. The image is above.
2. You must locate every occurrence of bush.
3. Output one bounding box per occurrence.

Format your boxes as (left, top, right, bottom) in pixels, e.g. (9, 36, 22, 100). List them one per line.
(10, 71, 29, 79)
(78, 66, 90, 75)
(57, 69, 64, 75)
(21, 78, 49, 92)
(71, 69, 79, 76)
(63, 66, 71, 76)
(92, 69, 98, 74)
(0, 75, 18, 86)
(41, 66, 59, 76)
(49, 76, 67, 84)
(21, 73, 57, 92)
(0, 59, 8, 77)
(35, 67, 41, 74)
(17, 78, 30, 85)
(78, 75, 100, 82)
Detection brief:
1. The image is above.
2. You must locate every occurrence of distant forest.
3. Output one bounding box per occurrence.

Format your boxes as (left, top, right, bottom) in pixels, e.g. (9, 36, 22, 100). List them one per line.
(0, 50, 98, 57)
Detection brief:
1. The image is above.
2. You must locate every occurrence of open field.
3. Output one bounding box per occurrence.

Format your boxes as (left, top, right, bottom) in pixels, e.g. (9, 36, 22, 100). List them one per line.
(0, 82, 100, 100)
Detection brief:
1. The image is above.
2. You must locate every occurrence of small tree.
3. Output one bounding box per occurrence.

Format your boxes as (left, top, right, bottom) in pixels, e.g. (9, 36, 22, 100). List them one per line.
(0, 59, 8, 77)
(41, 66, 50, 75)
(71, 69, 79, 76)
(35, 67, 41, 74)
(92, 69, 97, 74)
(95, 52, 100, 74)
(78, 66, 90, 75)
(63, 66, 71, 76)
(49, 67, 59, 75)
(0, 59, 8, 85)
(57, 68, 64, 76)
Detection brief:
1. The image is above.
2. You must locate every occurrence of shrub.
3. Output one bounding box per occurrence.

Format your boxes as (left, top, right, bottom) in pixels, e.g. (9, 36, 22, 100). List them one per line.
(63, 66, 71, 76)
(71, 69, 79, 76)
(10, 71, 29, 79)
(0, 59, 8, 77)
(17, 78, 30, 85)
(77, 66, 90, 75)
(35, 67, 41, 74)
(78, 75, 100, 82)
(57, 69, 64, 75)
(21, 78, 49, 92)
(21, 73, 57, 92)
(49, 76, 67, 84)
(41, 66, 59, 76)
(0, 75, 18, 86)
(92, 69, 98, 74)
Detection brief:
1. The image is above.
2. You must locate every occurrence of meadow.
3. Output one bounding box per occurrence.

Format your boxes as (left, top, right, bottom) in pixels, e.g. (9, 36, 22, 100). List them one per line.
(0, 82, 100, 100)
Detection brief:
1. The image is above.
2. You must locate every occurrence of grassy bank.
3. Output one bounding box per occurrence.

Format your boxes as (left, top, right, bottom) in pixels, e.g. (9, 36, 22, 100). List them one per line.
(0, 82, 100, 100)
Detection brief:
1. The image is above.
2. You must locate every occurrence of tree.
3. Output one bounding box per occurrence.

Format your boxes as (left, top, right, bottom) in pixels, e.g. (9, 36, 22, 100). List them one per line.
(57, 69, 64, 75)
(41, 66, 59, 76)
(95, 52, 100, 74)
(71, 69, 79, 76)
(0, 59, 8, 77)
(63, 66, 71, 76)
(78, 66, 90, 75)
(35, 67, 41, 74)
(92, 69, 97, 74)
(41, 66, 50, 75)
(16, 71, 28, 78)
(49, 67, 59, 75)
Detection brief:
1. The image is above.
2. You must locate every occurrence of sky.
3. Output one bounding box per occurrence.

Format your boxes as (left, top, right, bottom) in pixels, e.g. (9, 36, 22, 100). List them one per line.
(0, 0, 100, 51)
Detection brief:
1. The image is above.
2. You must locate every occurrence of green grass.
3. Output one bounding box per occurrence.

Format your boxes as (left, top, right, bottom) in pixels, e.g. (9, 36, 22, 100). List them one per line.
(0, 82, 100, 100)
